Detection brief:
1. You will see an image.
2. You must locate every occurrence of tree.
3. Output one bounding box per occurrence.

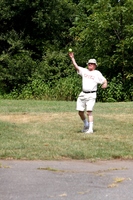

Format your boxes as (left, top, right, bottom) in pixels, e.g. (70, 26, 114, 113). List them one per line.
(0, 0, 76, 59)
(70, 0, 133, 82)
(0, 0, 77, 93)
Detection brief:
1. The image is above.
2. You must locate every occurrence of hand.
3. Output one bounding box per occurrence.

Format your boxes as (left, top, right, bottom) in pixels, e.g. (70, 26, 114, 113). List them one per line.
(69, 52, 74, 59)
(101, 84, 107, 89)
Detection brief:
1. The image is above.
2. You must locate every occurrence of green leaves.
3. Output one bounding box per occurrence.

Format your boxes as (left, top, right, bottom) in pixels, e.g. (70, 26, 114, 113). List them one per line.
(70, 0, 133, 80)
(0, 0, 133, 101)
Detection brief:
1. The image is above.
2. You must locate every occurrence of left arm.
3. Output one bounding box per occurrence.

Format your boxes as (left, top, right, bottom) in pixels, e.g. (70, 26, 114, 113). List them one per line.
(101, 79, 107, 89)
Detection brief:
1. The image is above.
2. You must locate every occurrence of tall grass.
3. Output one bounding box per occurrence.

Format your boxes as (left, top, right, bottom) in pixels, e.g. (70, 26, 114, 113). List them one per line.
(0, 100, 133, 161)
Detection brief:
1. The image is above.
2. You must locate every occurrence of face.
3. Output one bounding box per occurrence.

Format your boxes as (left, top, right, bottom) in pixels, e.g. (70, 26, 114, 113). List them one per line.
(87, 63, 96, 71)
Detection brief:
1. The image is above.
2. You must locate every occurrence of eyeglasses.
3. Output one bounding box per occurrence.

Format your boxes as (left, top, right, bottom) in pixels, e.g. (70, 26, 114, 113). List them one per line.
(88, 63, 94, 65)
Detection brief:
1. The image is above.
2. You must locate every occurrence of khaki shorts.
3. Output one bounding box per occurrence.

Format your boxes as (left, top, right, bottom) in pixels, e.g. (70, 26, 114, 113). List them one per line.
(76, 92, 96, 111)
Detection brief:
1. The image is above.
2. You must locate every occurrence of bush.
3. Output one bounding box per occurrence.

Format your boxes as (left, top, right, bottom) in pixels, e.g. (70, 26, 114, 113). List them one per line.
(0, 52, 37, 93)
(4, 75, 81, 101)
(2, 74, 133, 102)
(5, 79, 51, 100)
(37, 50, 73, 86)
(53, 76, 81, 101)
(97, 74, 125, 102)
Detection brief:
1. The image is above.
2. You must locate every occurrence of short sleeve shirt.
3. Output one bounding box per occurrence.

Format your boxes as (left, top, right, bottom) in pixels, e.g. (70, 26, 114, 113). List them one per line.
(78, 66, 106, 92)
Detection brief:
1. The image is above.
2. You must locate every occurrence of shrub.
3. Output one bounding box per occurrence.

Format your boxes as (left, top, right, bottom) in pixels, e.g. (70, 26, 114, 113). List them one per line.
(6, 79, 51, 100)
(97, 74, 124, 102)
(53, 76, 81, 101)
(2, 74, 133, 102)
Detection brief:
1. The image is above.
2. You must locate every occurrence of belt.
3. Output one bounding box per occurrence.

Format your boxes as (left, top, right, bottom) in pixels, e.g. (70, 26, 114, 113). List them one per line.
(83, 91, 96, 93)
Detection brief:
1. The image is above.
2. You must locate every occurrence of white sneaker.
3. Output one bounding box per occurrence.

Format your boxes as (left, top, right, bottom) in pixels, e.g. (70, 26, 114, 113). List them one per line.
(85, 129, 93, 134)
(82, 125, 89, 133)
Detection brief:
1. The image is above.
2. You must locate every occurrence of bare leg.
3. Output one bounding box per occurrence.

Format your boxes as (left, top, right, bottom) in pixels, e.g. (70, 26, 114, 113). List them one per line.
(78, 111, 86, 120)
(86, 111, 93, 133)
(86, 111, 93, 122)
(78, 111, 89, 131)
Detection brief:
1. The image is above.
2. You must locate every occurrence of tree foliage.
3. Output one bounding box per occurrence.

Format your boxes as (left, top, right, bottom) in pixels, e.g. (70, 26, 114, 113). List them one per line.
(70, 0, 133, 82)
(0, 0, 133, 101)
(0, 0, 75, 92)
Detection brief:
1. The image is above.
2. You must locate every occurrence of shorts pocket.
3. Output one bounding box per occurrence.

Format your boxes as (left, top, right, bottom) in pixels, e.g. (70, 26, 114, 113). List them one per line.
(78, 95, 85, 100)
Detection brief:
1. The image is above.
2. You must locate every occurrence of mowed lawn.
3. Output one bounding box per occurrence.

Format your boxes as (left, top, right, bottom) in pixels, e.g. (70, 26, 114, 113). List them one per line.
(0, 100, 133, 161)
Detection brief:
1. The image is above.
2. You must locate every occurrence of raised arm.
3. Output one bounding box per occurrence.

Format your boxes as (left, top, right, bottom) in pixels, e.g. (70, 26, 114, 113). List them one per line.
(68, 52, 79, 72)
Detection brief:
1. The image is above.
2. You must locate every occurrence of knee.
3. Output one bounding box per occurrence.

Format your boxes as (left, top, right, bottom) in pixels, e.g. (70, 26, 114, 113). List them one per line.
(87, 111, 92, 116)
(78, 111, 84, 116)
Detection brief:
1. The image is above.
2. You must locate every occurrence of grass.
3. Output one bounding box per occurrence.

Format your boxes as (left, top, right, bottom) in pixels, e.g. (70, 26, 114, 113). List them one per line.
(0, 100, 133, 161)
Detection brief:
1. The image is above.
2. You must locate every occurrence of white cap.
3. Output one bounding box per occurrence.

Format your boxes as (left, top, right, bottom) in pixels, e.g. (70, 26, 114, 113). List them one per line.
(87, 59, 97, 66)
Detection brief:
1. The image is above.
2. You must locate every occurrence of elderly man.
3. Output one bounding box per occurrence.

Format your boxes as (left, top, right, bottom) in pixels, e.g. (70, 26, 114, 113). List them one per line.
(69, 52, 107, 134)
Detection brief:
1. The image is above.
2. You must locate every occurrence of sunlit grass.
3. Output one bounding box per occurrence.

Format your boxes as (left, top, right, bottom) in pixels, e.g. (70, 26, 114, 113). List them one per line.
(0, 100, 133, 160)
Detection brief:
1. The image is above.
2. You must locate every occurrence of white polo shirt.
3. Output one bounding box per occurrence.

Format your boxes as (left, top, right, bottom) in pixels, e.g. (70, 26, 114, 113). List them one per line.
(78, 66, 106, 92)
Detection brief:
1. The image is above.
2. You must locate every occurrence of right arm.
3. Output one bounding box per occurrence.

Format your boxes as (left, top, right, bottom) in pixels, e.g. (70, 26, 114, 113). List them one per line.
(68, 52, 79, 72)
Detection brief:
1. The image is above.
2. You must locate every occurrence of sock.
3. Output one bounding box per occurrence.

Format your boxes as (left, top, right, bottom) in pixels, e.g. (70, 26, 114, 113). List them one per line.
(83, 119, 89, 127)
(89, 122, 93, 130)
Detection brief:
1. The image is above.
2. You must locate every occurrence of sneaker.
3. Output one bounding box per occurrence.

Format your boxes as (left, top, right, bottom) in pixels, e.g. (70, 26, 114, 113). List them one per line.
(82, 125, 89, 133)
(85, 129, 93, 134)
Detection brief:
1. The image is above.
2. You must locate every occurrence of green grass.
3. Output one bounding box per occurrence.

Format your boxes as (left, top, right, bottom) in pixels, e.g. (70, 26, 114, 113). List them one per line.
(0, 100, 133, 161)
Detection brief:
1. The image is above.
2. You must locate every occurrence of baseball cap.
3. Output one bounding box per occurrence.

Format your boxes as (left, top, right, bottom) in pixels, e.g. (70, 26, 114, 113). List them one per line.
(87, 59, 97, 66)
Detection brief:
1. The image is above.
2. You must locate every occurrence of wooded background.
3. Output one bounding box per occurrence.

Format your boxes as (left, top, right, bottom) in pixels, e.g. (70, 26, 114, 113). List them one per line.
(0, 0, 133, 101)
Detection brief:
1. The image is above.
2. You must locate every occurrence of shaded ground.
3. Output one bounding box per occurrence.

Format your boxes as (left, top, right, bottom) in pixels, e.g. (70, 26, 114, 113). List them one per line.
(0, 159, 133, 200)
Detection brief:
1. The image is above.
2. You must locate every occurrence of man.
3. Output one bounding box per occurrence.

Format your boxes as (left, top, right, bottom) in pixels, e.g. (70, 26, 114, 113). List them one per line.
(69, 52, 107, 134)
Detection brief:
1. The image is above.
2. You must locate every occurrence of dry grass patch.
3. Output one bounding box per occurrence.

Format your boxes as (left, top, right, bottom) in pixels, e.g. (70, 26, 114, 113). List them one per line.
(0, 112, 76, 124)
(96, 113, 133, 123)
